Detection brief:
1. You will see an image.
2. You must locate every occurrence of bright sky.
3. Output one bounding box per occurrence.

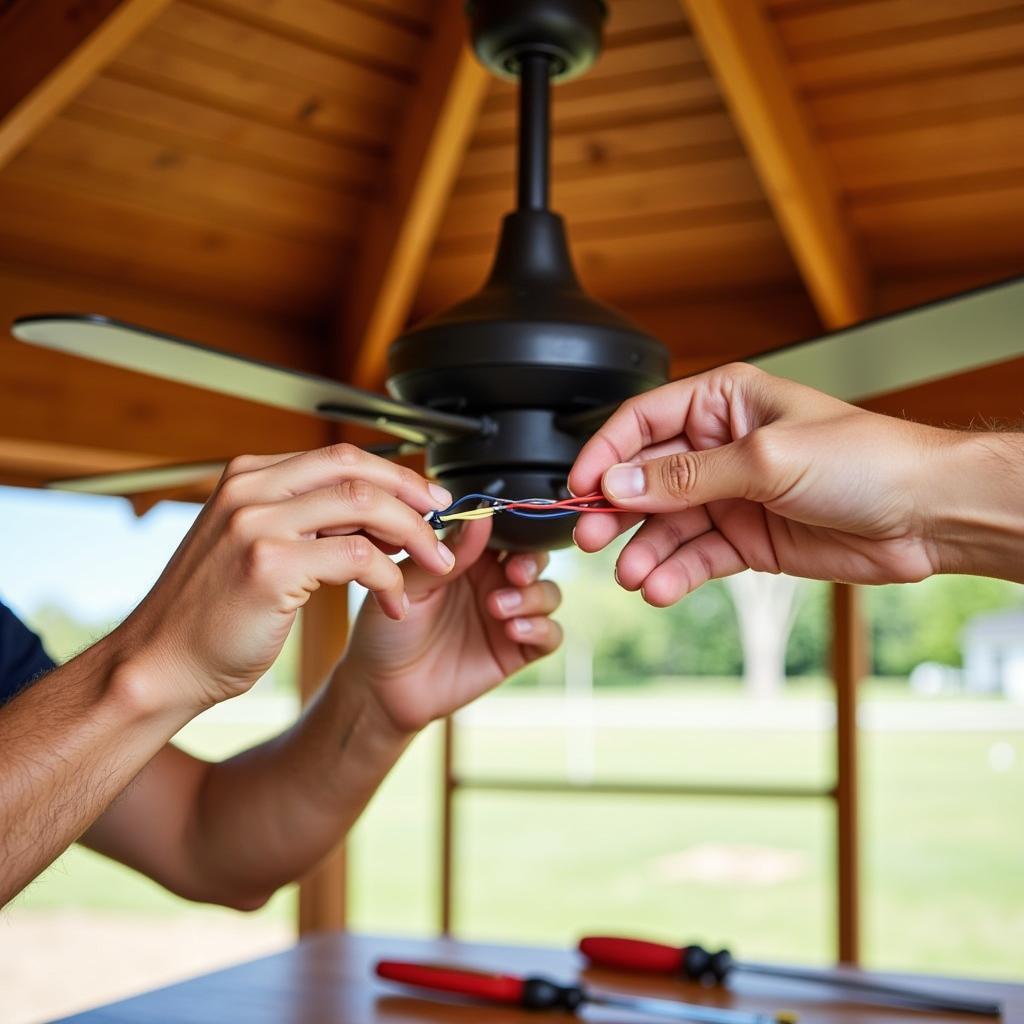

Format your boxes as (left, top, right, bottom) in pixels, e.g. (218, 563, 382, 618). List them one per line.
(0, 485, 199, 623)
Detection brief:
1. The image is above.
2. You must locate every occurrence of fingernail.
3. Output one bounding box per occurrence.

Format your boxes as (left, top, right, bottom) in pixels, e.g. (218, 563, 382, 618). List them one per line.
(513, 617, 534, 634)
(429, 483, 453, 508)
(520, 558, 538, 583)
(437, 541, 456, 569)
(401, 593, 411, 618)
(604, 463, 645, 500)
(495, 589, 522, 613)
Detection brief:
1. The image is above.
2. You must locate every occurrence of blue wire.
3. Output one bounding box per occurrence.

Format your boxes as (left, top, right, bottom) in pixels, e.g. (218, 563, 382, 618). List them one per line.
(429, 493, 579, 529)
(506, 509, 579, 520)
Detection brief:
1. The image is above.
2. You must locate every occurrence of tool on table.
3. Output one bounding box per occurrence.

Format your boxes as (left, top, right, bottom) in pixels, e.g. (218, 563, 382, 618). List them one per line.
(579, 937, 1002, 1018)
(376, 959, 795, 1024)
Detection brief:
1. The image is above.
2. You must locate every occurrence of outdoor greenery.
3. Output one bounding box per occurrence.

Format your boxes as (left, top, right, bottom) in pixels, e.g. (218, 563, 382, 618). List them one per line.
(11, 543, 1024, 987)
(507, 545, 1024, 688)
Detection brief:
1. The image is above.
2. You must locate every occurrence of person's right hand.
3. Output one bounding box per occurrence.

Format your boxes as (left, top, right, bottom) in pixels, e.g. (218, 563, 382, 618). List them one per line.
(115, 444, 456, 711)
(569, 364, 953, 606)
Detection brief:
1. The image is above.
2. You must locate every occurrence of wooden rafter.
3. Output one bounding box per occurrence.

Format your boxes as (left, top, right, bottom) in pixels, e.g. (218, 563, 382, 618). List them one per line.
(0, 0, 172, 172)
(337, 0, 489, 389)
(682, 0, 871, 329)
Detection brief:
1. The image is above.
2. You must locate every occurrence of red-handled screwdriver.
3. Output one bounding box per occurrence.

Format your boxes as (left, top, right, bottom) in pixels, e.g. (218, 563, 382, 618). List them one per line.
(578, 937, 1002, 1017)
(376, 960, 794, 1024)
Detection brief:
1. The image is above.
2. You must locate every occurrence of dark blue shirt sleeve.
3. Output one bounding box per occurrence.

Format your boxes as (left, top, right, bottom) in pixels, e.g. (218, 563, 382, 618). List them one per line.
(0, 598, 56, 705)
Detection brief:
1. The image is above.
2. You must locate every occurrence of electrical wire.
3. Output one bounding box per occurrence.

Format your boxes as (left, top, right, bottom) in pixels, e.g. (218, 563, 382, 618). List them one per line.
(427, 492, 617, 530)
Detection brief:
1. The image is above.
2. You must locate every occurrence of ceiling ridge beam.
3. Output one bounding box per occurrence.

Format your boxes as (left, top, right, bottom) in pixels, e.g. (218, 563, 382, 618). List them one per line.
(0, 0, 172, 173)
(682, 0, 872, 328)
(337, 0, 489, 388)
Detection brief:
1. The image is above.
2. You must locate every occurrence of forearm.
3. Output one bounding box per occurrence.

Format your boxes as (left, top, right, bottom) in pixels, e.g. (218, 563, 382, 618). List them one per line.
(927, 430, 1024, 581)
(181, 660, 411, 906)
(0, 637, 192, 907)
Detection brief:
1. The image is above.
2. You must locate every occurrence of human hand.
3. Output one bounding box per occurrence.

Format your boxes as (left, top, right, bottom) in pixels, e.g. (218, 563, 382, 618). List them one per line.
(342, 518, 563, 734)
(116, 445, 456, 711)
(569, 364, 952, 605)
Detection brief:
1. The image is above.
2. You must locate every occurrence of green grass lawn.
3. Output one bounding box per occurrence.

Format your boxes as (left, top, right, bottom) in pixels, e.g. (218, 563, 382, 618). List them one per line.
(14, 687, 1024, 982)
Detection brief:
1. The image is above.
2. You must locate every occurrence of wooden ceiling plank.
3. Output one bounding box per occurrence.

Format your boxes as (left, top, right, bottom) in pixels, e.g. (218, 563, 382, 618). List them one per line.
(156, 3, 407, 114)
(0, 0, 172, 172)
(193, 0, 429, 74)
(775, 0, 1022, 53)
(464, 107, 736, 175)
(442, 158, 767, 243)
(827, 111, 1024, 194)
(792, 13, 1024, 95)
(115, 31, 394, 151)
(9, 114, 360, 248)
(0, 177, 343, 321)
(77, 75, 382, 192)
(339, 0, 489, 389)
(683, 0, 870, 328)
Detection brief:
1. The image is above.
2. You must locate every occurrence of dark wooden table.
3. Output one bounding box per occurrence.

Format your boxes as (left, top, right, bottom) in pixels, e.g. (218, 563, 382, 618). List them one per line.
(54, 933, 1023, 1023)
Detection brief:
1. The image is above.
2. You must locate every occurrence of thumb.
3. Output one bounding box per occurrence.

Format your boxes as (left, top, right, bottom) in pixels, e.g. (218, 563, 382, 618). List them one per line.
(601, 441, 756, 512)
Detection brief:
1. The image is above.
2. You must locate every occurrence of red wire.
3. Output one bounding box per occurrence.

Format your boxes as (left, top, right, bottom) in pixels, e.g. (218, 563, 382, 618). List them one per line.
(501, 493, 615, 513)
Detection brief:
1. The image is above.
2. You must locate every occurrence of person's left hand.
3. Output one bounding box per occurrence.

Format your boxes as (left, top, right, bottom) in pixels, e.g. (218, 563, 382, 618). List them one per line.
(342, 518, 563, 734)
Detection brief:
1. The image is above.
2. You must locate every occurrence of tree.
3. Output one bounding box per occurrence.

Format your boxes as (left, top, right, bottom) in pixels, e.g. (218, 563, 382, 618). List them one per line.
(725, 572, 801, 699)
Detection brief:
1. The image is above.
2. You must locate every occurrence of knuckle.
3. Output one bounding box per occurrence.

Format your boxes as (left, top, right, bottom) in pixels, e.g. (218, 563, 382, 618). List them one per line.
(216, 473, 248, 509)
(326, 442, 362, 469)
(723, 360, 757, 377)
(343, 535, 373, 565)
(244, 537, 280, 584)
(225, 502, 262, 541)
(397, 464, 422, 492)
(659, 451, 700, 498)
(223, 454, 257, 479)
(339, 478, 377, 507)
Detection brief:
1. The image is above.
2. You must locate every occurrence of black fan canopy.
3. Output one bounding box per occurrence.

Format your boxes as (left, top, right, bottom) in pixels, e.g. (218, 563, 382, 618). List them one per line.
(10, 0, 1024, 551)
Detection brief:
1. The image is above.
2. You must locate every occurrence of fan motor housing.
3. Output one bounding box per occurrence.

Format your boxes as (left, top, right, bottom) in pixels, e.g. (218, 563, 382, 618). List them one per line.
(387, 211, 668, 549)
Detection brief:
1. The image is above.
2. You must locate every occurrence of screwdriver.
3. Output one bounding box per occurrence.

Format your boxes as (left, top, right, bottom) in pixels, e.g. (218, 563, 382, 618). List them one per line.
(376, 960, 795, 1024)
(578, 937, 1002, 1017)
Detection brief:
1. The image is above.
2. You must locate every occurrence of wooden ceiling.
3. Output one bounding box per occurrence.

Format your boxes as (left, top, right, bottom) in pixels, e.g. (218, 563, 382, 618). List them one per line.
(1, 0, 1022, 488)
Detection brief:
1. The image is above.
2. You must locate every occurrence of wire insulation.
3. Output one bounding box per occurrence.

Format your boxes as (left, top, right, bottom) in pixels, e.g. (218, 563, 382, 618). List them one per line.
(427, 492, 618, 530)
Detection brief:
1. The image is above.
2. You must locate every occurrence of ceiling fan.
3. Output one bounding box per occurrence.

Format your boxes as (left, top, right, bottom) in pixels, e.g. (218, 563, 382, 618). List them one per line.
(10, 0, 1024, 550)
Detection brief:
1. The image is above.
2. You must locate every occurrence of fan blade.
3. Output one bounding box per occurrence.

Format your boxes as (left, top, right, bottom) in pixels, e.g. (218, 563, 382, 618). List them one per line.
(750, 275, 1024, 402)
(49, 461, 227, 495)
(12, 315, 487, 445)
(46, 444, 420, 497)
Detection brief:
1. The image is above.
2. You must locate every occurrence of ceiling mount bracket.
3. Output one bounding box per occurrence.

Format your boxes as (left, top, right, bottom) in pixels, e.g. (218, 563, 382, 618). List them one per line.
(466, 0, 607, 83)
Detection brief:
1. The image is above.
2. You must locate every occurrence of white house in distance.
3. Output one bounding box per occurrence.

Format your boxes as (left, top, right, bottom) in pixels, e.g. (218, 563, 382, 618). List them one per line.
(961, 609, 1024, 701)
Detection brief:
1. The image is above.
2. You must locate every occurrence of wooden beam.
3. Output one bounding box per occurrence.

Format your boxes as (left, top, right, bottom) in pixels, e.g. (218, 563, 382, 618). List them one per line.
(338, 0, 489, 388)
(440, 715, 456, 936)
(832, 582, 866, 964)
(297, 585, 351, 935)
(0, 0, 171, 171)
(682, 0, 871, 329)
